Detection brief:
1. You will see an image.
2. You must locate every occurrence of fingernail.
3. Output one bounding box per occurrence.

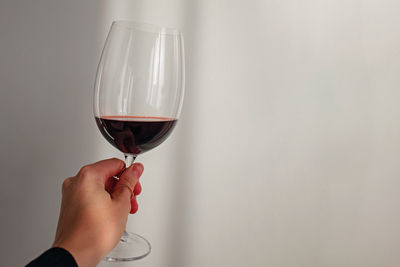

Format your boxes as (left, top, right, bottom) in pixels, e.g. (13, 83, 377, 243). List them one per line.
(132, 168, 140, 178)
(135, 164, 144, 175)
(132, 165, 143, 178)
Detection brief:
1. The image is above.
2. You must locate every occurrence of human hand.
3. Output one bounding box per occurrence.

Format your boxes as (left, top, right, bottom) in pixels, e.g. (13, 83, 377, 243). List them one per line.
(52, 158, 143, 267)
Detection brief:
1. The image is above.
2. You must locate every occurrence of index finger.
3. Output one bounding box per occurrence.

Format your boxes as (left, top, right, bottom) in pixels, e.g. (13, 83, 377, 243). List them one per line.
(78, 158, 125, 184)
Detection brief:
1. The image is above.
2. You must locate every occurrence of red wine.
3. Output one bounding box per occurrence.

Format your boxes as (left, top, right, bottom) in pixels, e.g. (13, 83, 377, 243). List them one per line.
(95, 116, 177, 155)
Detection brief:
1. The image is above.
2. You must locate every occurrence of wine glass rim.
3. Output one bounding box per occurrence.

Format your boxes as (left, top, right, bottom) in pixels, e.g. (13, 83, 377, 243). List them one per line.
(112, 20, 182, 35)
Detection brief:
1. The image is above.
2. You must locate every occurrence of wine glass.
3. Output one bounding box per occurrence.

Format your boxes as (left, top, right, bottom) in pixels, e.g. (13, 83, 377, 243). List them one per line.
(93, 21, 185, 262)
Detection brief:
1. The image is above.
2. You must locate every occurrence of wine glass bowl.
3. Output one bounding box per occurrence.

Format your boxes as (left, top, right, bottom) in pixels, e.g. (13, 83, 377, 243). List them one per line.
(93, 21, 184, 261)
(95, 116, 178, 156)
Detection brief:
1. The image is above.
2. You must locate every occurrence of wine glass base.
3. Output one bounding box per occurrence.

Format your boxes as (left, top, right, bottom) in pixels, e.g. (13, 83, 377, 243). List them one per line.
(103, 232, 151, 262)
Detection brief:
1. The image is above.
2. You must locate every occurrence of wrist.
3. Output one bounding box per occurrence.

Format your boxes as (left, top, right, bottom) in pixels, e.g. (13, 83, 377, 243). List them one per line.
(52, 240, 103, 267)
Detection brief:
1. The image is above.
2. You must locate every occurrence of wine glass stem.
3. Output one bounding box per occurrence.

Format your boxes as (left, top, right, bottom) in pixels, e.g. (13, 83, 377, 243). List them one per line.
(124, 154, 136, 167)
(121, 230, 129, 242)
(122, 154, 136, 239)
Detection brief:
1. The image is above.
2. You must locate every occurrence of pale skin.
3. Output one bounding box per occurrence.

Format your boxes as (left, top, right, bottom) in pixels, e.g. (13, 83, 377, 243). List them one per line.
(52, 158, 144, 267)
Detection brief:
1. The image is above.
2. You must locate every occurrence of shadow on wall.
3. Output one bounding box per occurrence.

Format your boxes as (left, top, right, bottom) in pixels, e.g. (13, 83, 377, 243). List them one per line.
(0, 1, 197, 266)
(0, 0, 102, 265)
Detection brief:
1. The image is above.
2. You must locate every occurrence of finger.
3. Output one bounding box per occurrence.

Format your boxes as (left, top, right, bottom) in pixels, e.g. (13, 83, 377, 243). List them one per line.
(133, 181, 142, 196)
(105, 176, 118, 194)
(130, 195, 139, 214)
(112, 163, 144, 211)
(79, 158, 125, 184)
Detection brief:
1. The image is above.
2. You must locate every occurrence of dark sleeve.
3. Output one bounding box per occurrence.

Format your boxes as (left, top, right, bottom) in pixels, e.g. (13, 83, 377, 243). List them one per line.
(26, 247, 78, 267)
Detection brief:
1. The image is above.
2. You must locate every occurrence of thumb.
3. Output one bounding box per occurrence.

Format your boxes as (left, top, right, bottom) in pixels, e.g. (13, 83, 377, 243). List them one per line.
(112, 163, 144, 212)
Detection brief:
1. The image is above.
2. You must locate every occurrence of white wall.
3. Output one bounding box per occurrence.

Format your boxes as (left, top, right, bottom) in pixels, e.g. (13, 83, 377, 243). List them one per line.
(1, 1, 400, 267)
